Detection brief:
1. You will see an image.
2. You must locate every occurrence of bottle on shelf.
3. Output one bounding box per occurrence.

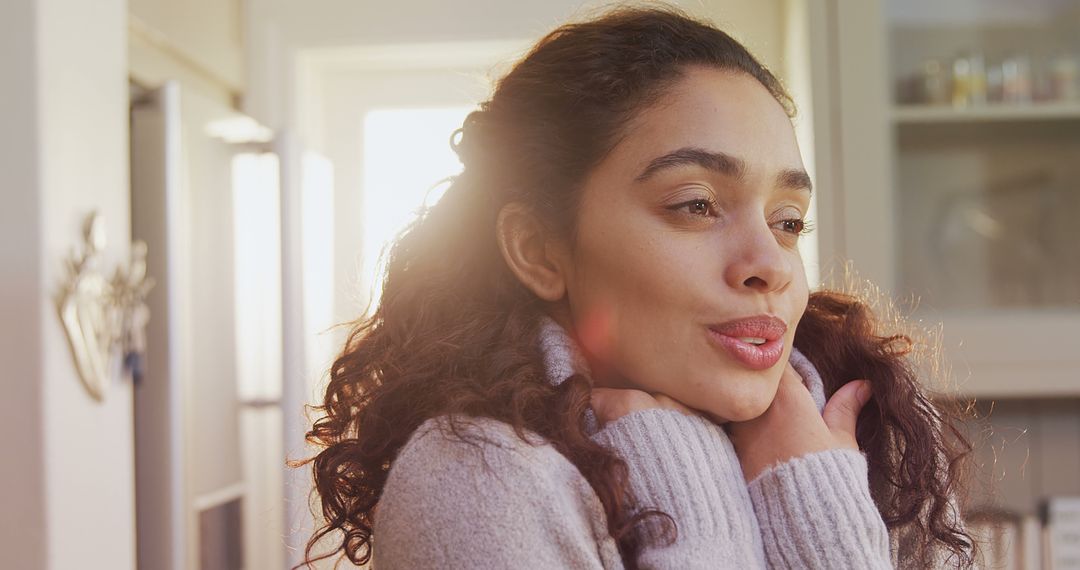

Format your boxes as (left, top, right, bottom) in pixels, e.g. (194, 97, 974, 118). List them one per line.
(951, 51, 988, 108)
(1050, 52, 1079, 101)
(1001, 54, 1034, 104)
(920, 58, 950, 105)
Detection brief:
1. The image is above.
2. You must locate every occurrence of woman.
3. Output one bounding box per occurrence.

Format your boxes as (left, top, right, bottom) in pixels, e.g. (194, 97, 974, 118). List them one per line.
(299, 5, 976, 569)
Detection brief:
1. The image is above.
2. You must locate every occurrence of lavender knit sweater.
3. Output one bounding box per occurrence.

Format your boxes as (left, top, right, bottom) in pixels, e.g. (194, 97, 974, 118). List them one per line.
(370, 316, 895, 569)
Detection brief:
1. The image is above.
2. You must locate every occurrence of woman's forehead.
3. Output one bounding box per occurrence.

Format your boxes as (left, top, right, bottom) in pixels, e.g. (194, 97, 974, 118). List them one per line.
(610, 69, 805, 183)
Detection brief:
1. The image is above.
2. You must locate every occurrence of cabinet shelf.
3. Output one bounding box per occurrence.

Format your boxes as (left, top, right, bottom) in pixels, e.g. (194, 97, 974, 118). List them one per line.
(893, 102, 1080, 124)
(919, 310, 1080, 398)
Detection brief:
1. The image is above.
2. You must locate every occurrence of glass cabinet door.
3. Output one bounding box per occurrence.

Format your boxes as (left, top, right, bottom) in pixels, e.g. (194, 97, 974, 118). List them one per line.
(822, 6, 1080, 567)
(822, 0, 1080, 398)
(886, 0, 1080, 313)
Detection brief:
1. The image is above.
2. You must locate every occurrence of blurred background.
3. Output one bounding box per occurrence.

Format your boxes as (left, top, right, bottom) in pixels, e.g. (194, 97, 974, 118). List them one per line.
(1, 0, 1078, 568)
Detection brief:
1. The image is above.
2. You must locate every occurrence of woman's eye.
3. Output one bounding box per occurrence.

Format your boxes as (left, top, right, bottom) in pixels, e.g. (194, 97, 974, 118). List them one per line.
(671, 198, 717, 217)
(774, 217, 814, 236)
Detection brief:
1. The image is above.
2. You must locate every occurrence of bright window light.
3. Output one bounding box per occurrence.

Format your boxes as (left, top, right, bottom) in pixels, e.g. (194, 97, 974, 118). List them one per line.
(361, 106, 473, 315)
(301, 151, 336, 396)
(232, 152, 283, 402)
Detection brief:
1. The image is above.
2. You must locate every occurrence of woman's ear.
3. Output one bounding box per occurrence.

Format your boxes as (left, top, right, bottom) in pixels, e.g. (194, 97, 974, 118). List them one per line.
(496, 202, 568, 302)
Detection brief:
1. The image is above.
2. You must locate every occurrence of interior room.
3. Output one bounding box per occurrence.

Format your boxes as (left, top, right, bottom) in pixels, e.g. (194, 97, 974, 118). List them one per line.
(2, 0, 1078, 568)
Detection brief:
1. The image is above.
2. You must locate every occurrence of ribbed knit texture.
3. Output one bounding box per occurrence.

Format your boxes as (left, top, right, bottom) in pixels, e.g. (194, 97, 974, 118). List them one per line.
(370, 316, 895, 569)
(589, 408, 767, 567)
(748, 449, 892, 569)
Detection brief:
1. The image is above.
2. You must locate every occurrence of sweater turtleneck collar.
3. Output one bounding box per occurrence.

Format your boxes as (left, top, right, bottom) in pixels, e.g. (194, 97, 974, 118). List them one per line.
(536, 313, 828, 416)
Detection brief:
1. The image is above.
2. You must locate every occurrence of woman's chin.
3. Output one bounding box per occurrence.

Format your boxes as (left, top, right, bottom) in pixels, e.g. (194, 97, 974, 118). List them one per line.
(700, 385, 776, 423)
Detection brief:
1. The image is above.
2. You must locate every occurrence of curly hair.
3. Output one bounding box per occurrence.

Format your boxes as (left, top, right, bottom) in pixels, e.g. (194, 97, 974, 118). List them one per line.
(294, 5, 977, 569)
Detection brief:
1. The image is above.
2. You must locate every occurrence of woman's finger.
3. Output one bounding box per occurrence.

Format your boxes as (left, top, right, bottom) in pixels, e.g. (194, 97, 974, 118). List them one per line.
(821, 379, 872, 450)
(590, 387, 662, 426)
(590, 388, 701, 428)
(651, 393, 700, 417)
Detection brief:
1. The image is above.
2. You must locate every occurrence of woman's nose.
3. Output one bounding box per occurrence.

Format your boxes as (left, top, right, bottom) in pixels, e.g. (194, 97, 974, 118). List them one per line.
(723, 221, 794, 294)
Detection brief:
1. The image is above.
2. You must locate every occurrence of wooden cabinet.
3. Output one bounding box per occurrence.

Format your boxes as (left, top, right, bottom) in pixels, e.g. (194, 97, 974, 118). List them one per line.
(808, 0, 1080, 398)
(803, 8, 1080, 564)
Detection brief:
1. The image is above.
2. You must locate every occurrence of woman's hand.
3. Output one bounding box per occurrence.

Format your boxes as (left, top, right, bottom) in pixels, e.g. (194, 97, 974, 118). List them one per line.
(589, 387, 701, 428)
(725, 362, 873, 482)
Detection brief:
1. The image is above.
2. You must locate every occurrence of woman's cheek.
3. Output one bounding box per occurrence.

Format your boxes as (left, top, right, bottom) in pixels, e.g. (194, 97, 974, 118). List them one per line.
(576, 301, 618, 362)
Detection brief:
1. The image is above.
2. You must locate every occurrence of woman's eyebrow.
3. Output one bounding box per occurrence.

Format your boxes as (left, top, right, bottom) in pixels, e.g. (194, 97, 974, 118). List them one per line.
(776, 168, 813, 195)
(634, 146, 812, 195)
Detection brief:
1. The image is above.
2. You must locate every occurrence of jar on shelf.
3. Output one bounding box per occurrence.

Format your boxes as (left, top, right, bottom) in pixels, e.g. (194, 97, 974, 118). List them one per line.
(920, 59, 950, 105)
(1002, 54, 1033, 104)
(952, 51, 988, 107)
(1050, 53, 1079, 101)
(986, 62, 1005, 104)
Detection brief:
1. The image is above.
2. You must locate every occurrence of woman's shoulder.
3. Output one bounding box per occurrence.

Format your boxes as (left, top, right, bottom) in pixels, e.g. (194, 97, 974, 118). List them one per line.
(391, 413, 583, 487)
(407, 413, 552, 451)
(374, 414, 619, 568)
(380, 414, 597, 520)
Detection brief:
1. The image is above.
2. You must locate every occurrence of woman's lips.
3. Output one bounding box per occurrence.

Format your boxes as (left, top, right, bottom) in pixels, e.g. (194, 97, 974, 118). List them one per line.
(706, 316, 787, 370)
(706, 331, 784, 370)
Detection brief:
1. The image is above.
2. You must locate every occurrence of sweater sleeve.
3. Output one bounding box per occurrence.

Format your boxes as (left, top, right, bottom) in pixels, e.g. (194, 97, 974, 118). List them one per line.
(747, 448, 892, 569)
(371, 416, 618, 570)
(590, 408, 766, 569)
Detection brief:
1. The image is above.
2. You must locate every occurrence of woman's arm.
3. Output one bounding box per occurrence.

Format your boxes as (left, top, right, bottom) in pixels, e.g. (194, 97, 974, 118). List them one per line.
(747, 448, 892, 569)
(589, 400, 890, 570)
(727, 358, 893, 569)
(589, 407, 767, 569)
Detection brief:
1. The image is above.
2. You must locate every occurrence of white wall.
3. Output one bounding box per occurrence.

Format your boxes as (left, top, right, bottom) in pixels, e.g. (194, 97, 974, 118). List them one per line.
(0, 0, 135, 568)
(0, 1, 48, 567)
(129, 0, 244, 90)
(244, 0, 785, 131)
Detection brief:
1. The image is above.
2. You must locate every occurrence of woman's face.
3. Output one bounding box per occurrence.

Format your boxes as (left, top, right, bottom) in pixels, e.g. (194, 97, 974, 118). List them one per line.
(561, 66, 812, 423)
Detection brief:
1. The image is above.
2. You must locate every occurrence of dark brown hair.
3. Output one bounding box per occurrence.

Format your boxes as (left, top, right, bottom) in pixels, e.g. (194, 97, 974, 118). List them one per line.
(296, 5, 976, 569)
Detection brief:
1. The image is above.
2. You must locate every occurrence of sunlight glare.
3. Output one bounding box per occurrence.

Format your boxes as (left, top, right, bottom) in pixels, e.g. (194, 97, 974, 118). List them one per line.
(361, 106, 473, 315)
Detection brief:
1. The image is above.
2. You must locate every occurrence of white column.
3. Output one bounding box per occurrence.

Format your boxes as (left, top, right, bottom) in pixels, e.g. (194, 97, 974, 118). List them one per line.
(0, 0, 135, 568)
